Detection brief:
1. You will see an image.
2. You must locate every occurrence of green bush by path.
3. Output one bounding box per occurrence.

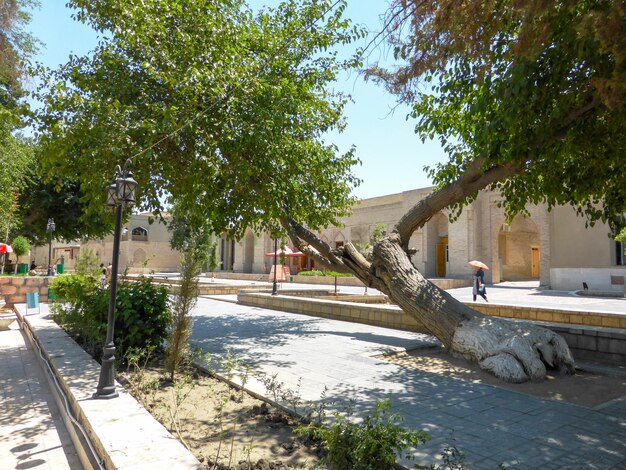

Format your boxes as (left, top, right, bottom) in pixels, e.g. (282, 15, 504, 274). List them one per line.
(51, 275, 170, 362)
(298, 270, 354, 277)
(296, 398, 430, 469)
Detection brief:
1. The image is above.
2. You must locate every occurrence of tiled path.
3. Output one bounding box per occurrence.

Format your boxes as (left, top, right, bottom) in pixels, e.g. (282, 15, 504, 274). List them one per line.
(190, 297, 626, 469)
(0, 319, 80, 470)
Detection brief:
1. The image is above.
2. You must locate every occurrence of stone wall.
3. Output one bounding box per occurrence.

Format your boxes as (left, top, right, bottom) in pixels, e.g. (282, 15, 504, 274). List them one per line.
(0, 276, 51, 306)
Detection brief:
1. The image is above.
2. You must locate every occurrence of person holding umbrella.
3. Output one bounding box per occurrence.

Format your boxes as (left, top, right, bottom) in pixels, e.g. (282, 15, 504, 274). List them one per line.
(469, 260, 488, 302)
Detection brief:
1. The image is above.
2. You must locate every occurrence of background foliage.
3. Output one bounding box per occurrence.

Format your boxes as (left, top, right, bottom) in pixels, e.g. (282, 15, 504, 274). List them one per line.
(371, 0, 626, 230)
(36, 0, 364, 240)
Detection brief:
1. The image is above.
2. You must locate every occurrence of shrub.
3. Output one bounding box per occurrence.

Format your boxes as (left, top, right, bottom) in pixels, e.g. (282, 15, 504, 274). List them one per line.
(12, 236, 30, 271)
(298, 270, 354, 277)
(114, 277, 171, 359)
(51, 275, 170, 362)
(298, 270, 325, 276)
(75, 248, 102, 277)
(49, 274, 99, 303)
(49, 274, 104, 355)
(297, 398, 429, 470)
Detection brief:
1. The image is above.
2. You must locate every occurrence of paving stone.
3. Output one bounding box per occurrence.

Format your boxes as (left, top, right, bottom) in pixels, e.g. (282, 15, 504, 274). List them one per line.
(0, 328, 78, 470)
(185, 296, 626, 468)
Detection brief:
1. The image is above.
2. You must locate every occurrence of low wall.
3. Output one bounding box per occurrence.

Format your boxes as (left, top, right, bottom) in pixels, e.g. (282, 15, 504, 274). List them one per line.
(15, 304, 204, 470)
(133, 277, 256, 295)
(205, 272, 471, 290)
(469, 303, 626, 329)
(238, 292, 626, 366)
(0, 276, 52, 306)
(238, 291, 430, 334)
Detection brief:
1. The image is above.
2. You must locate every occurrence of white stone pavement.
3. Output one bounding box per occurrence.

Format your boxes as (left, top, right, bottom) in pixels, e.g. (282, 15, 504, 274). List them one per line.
(189, 296, 626, 469)
(0, 320, 80, 470)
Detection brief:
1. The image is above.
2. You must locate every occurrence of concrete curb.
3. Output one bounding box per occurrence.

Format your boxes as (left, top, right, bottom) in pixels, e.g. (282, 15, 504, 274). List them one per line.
(14, 304, 204, 470)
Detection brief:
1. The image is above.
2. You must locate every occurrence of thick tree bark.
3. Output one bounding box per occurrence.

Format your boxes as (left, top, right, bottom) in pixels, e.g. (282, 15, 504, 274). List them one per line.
(281, 158, 576, 383)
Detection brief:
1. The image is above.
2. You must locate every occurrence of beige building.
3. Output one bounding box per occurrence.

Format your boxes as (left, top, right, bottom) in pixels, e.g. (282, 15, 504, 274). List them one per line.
(42, 189, 624, 292)
(232, 188, 626, 292)
(81, 213, 183, 274)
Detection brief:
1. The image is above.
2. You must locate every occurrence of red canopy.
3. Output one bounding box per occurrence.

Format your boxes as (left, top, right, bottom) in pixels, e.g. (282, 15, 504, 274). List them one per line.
(265, 247, 306, 257)
(0, 243, 13, 253)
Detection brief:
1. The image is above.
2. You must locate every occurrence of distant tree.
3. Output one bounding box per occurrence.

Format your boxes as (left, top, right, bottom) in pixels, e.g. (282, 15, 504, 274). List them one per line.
(0, 0, 39, 244)
(74, 247, 102, 278)
(207, 242, 219, 281)
(166, 204, 211, 380)
(17, 173, 113, 244)
(11, 236, 30, 272)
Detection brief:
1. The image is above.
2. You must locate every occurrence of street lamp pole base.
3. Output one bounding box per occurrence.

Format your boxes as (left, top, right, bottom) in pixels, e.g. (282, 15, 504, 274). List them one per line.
(93, 345, 118, 399)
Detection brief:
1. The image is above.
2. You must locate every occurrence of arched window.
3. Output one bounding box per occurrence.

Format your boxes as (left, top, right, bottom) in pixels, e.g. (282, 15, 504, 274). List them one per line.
(131, 226, 148, 242)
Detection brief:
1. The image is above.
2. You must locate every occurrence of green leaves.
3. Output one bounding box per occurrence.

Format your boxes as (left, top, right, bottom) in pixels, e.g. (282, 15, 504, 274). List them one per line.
(380, 0, 626, 230)
(37, 0, 361, 239)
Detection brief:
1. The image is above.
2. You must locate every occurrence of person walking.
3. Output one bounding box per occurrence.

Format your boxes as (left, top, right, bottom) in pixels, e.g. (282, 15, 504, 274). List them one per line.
(472, 266, 488, 302)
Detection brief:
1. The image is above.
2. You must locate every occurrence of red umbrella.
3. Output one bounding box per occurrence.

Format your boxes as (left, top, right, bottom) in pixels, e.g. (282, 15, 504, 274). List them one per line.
(0, 243, 13, 253)
(265, 247, 306, 257)
(265, 246, 294, 257)
(468, 260, 489, 270)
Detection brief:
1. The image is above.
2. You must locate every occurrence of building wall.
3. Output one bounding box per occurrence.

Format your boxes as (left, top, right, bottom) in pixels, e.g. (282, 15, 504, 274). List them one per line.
(82, 213, 182, 274)
(549, 205, 625, 291)
(42, 191, 621, 291)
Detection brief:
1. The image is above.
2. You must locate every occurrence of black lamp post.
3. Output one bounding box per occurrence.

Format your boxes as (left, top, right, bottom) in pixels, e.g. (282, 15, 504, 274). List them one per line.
(46, 218, 56, 276)
(94, 159, 137, 399)
(272, 238, 278, 295)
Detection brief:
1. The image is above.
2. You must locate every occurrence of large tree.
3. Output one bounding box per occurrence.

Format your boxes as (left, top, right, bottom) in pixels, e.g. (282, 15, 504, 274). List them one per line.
(283, 0, 626, 382)
(0, 0, 39, 241)
(37, 0, 626, 383)
(36, 0, 362, 241)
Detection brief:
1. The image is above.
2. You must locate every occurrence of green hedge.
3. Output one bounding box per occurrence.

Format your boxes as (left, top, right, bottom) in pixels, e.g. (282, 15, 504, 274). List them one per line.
(298, 270, 354, 277)
(50, 275, 170, 362)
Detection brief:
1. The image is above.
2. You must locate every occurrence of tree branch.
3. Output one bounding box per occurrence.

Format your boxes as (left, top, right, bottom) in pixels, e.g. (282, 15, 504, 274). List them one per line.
(394, 158, 520, 247)
(280, 217, 348, 271)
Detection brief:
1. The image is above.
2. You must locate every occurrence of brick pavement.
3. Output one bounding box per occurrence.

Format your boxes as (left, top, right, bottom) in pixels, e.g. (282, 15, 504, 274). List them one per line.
(189, 297, 626, 469)
(0, 318, 80, 470)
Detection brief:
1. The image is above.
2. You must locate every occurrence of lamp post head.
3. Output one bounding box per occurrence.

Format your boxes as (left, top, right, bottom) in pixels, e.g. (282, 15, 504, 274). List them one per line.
(106, 159, 137, 208)
(116, 170, 137, 205)
(46, 218, 56, 233)
(106, 181, 118, 208)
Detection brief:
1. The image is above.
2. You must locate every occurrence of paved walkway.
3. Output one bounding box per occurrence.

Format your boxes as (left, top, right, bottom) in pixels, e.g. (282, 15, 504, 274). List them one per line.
(0, 317, 80, 470)
(189, 296, 626, 469)
(186, 274, 626, 314)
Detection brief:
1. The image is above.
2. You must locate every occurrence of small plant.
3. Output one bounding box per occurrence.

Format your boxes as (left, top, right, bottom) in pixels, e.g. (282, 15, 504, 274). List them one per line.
(259, 372, 287, 403)
(11, 236, 30, 274)
(281, 376, 304, 416)
(296, 398, 430, 470)
(74, 247, 101, 277)
(165, 375, 197, 451)
(242, 444, 256, 469)
(207, 242, 219, 281)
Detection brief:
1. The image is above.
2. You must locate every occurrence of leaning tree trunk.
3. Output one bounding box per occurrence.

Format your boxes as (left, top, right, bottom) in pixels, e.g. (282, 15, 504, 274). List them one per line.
(370, 233, 575, 383)
(281, 156, 576, 384)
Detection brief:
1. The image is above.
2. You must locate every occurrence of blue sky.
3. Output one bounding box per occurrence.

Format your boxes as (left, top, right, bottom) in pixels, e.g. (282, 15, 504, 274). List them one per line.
(27, 1, 447, 200)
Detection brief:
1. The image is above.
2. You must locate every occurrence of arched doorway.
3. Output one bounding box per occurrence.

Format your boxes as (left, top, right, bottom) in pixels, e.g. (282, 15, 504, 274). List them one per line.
(425, 213, 449, 277)
(498, 216, 540, 281)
